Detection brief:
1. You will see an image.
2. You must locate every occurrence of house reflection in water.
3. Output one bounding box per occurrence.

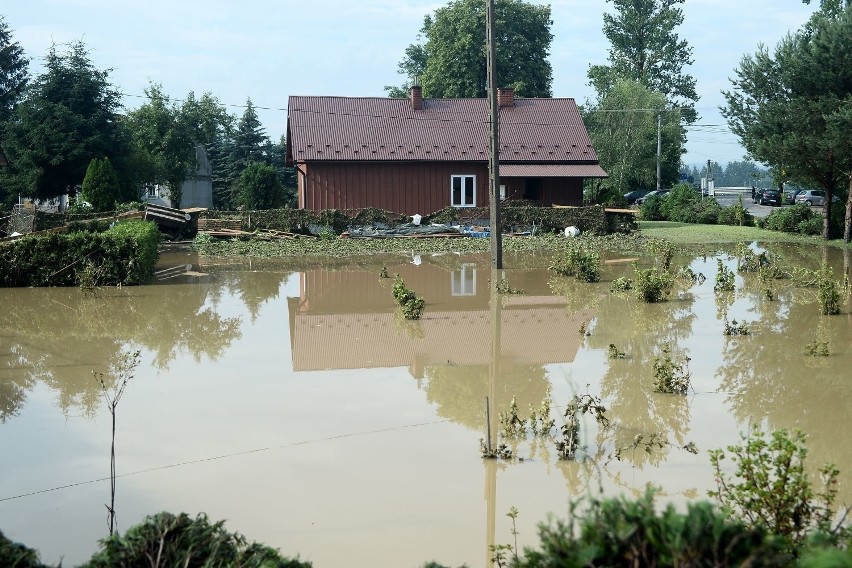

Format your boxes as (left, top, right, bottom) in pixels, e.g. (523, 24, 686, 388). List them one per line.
(287, 260, 592, 377)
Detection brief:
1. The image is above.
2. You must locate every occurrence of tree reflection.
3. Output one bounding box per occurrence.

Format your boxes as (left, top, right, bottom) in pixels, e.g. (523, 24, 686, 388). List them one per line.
(715, 285, 852, 483)
(0, 266, 296, 418)
(588, 292, 697, 468)
(422, 361, 549, 432)
(0, 343, 40, 422)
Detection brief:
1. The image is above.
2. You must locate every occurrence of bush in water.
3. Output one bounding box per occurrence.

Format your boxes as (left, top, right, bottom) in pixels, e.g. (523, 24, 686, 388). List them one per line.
(0, 219, 160, 287)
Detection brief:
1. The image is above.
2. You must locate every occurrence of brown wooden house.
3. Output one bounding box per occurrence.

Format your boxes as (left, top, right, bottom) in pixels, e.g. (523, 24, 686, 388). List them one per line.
(285, 87, 607, 215)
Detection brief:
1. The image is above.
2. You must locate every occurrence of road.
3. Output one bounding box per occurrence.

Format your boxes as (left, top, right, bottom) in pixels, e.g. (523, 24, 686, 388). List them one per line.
(712, 190, 799, 219)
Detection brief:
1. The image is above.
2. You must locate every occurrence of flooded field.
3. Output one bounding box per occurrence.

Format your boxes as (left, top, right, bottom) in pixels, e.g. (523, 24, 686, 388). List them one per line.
(1, 243, 850, 567)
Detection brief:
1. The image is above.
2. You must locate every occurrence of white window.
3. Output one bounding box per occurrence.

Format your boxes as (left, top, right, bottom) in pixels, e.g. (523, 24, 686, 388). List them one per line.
(451, 264, 477, 296)
(500, 184, 506, 200)
(451, 175, 476, 207)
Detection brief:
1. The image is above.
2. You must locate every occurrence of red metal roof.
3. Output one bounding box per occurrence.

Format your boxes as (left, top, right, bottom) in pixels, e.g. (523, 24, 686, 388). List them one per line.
(287, 96, 600, 165)
(500, 164, 608, 178)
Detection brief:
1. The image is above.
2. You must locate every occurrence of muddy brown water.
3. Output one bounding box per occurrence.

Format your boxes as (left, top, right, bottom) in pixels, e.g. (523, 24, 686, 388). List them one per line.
(1, 244, 850, 567)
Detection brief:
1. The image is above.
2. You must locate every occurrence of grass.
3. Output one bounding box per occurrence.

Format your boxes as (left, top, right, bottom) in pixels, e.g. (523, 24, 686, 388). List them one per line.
(638, 221, 851, 248)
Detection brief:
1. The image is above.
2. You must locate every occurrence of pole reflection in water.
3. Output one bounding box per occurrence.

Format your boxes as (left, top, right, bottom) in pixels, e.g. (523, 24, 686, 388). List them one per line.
(486, 270, 503, 566)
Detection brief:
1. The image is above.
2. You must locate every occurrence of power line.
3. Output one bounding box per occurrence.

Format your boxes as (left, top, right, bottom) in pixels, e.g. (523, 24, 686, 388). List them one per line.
(0, 418, 449, 503)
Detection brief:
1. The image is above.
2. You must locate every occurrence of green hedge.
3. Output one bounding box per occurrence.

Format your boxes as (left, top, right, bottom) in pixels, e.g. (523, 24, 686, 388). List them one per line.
(202, 205, 634, 236)
(32, 210, 114, 231)
(0, 219, 160, 287)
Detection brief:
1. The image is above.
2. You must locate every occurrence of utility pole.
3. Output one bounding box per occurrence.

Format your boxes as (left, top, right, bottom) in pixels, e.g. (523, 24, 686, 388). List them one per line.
(656, 112, 662, 192)
(486, 0, 502, 269)
(706, 159, 713, 196)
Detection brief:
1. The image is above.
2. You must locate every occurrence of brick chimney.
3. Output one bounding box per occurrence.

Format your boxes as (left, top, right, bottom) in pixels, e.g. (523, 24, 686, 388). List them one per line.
(497, 88, 515, 107)
(410, 85, 423, 110)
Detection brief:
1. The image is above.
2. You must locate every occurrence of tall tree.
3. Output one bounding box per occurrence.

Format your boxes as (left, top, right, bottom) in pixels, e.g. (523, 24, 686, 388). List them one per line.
(386, 0, 553, 98)
(722, 3, 852, 240)
(583, 79, 682, 202)
(179, 91, 233, 150)
(124, 84, 193, 207)
(214, 99, 269, 209)
(262, 134, 297, 207)
(588, 0, 698, 122)
(0, 15, 29, 209)
(0, 15, 29, 125)
(719, 160, 769, 187)
(230, 99, 266, 172)
(124, 85, 231, 207)
(3, 41, 123, 199)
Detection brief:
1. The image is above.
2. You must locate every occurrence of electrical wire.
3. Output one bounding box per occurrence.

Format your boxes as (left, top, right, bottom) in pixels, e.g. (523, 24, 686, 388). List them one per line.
(0, 418, 449, 503)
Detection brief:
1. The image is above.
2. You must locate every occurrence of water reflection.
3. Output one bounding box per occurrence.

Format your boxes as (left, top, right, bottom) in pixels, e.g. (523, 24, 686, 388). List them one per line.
(0, 253, 262, 418)
(1, 245, 851, 567)
(287, 260, 590, 435)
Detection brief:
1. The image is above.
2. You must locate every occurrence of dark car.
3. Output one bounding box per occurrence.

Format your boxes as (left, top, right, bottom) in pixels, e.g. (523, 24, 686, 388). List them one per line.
(785, 189, 805, 204)
(759, 189, 782, 206)
(624, 189, 652, 205)
(635, 189, 670, 205)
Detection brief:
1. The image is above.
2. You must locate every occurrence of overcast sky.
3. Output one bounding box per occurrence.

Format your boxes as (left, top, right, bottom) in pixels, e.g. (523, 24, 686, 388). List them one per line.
(3, 0, 819, 167)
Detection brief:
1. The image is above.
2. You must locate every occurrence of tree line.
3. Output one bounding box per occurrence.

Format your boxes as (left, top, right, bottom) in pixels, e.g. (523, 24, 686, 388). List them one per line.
(0, 17, 295, 212)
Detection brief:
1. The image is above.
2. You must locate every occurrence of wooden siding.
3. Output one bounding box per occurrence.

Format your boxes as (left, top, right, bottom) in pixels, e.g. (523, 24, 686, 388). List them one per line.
(544, 178, 583, 206)
(299, 162, 489, 215)
(298, 162, 584, 213)
(299, 163, 488, 215)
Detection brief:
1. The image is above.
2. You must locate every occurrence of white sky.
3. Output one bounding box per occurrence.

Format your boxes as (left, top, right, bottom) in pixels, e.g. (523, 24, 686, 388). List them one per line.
(3, 0, 819, 167)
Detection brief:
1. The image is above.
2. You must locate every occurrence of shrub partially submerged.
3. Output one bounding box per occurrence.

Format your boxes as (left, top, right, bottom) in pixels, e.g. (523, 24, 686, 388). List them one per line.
(549, 246, 601, 282)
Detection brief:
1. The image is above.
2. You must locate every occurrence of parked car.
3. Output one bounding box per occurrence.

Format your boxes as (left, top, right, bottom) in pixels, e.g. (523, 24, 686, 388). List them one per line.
(635, 189, 670, 205)
(624, 189, 652, 205)
(795, 189, 841, 206)
(758, 189, 782, 206)
(785, 189, 805, 204)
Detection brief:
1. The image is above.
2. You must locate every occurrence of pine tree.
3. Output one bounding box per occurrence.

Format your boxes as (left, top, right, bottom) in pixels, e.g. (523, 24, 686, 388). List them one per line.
(0, 15, 29, 125)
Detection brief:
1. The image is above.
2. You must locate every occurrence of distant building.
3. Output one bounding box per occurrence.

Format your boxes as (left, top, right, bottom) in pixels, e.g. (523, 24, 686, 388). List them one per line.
(143, 144, 213, 209)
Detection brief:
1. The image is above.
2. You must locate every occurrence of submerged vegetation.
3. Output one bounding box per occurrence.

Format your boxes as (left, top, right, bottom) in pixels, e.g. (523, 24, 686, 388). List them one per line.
(548, 246, 601, 282)
(391, 275, 425, 319)
(652, 343, 691, 395)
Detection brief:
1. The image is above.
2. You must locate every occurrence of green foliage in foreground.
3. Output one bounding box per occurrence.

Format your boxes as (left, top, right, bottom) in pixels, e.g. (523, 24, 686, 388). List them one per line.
(710, 428, 849, 550)
(516, 492, 791, 567)
(85, 512, 311, 568)
(0, 219, 160, 287)
(0, 530, 45, 567)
